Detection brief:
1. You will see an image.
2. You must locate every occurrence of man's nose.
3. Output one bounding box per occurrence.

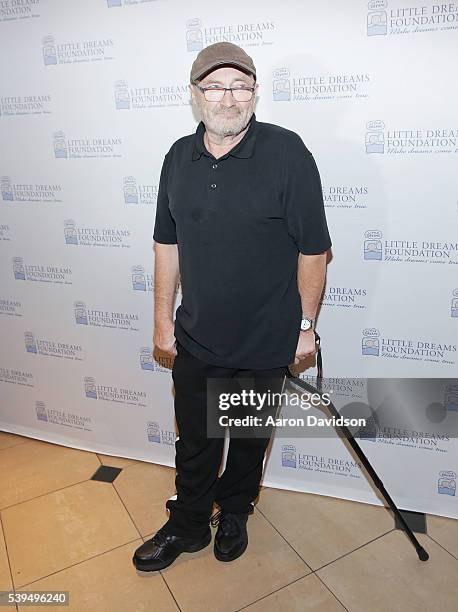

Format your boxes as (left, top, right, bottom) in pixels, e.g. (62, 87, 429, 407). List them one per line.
(220, 89, 235, 106)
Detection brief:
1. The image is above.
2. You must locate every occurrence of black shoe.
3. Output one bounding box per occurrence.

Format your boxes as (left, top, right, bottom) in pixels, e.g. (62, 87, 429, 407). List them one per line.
(132, 527, 211, 572)
(211, 506, 254, 562)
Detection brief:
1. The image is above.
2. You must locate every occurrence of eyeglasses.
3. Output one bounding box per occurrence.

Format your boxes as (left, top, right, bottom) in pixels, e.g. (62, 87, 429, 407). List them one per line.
(194, 84, 256, 102)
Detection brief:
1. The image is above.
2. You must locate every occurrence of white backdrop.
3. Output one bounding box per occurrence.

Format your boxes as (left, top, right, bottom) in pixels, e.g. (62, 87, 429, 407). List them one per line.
(0, 0, 457, 519)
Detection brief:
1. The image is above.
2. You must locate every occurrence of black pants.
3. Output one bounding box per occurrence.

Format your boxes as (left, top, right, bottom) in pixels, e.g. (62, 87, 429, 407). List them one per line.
(162, 340, 288, 537)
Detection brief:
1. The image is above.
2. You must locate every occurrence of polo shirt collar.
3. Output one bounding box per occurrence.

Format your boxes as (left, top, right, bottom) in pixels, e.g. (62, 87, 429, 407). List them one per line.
(192, 113, 257, 161)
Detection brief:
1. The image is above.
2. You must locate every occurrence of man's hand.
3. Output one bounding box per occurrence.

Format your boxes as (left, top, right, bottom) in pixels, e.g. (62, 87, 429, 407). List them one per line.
(154, 322, 177, 357)
(294, 329, 316, 365)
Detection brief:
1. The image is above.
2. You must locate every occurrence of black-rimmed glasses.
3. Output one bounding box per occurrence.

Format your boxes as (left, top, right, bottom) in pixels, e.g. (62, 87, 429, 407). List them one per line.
(194, 84, 255, 102)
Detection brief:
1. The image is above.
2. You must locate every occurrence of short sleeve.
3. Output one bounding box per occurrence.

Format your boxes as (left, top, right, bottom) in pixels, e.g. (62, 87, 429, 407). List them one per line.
(152, 153, 177, 244)
(282, 137, 332, 255)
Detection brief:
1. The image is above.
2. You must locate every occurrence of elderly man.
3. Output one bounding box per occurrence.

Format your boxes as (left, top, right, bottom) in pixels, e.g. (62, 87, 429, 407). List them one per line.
(133, 42, 331, 572)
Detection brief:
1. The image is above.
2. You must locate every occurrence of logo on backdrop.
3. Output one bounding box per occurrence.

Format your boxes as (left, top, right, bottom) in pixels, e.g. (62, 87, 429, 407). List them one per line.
(53, 131, 122, 159)
(0, 0, 41, 23)
(84, 376, 147, 406)
(74, 301, 139, 331)
(452, 289, 458, 317)
(12, 257, 72, 285)
(281, 444, 362, 478)
(24, 331, 83, 361)
(1, 175, 63, 203)
(107, 0, 158, 7)
(132, 266, 153, 292)
(363, 229, 383, 259)
(123, 176, 158, 205)
(361, 328, 380, 356)
(185, 17, 275, 51)
(444, 384, 458, 412)
(0, 297, 23, 318)
(281, 444, 297, 468)
(323, 185, 369, 209)
(42, 34, 115, 65)
(139, 347, 173, 372)
(321, 286, 368, 310)
(114, 80, 189, 109)
(0, 224, 11, 241)
(365, 120, 458, 155)
(63, 219, 131, 248)
(0, 367, 33, 387)
(367, 1, 458, 37)
(437, 471, 456, 496)
(146, 421, 177, 445)
(363, 230, 458, 265)
(365, 120, 385, 153)
(358, 420, 451, 452)
(272, 68, 370, 102)
(298, 375, 366, 401)
(36, 400, 92, 431)
(361, 328, 456, 366)
(0, 94, 51, 118)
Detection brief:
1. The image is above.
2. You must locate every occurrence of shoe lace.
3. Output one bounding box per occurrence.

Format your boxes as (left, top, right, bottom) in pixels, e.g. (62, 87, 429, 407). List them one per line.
(210, 509, 222, 528)
(211, 511, 239, 536)
(152, 529, 169, 546)
(210, 507, 254, 535)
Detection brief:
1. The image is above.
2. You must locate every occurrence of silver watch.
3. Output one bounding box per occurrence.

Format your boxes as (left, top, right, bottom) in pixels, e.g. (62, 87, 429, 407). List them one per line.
(300, 317, 315, 332)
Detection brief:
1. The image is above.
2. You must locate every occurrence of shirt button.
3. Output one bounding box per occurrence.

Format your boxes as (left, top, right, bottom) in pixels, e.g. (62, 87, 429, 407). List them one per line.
(210, 183, 217, 189)
(212, 163, 218, 169)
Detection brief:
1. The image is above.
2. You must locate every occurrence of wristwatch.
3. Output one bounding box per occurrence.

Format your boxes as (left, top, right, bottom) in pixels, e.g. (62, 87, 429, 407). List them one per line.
(300, 316, 315, 332)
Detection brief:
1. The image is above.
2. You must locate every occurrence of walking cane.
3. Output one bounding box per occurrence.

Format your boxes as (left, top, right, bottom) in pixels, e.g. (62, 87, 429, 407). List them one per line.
(284, 331, 429, 562)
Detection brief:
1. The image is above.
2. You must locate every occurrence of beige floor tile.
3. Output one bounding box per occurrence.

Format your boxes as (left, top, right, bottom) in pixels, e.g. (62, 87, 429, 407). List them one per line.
(96, 453, 139, 469)
(16, 540, 178, 612)
(317, 530, 458, 612)
(113, 462, 176, 536)
(0, 521, 13, 591)
(0, 595, 15, 609)
(427, 514, 458, 558)
(244, 573, 345, 612)
(0, 524, 16, 611)
(257, 487, 393, 569)
(2, 480, 140, 588)
(161, 509, 310, 612)
(1, 507, 20, 608)
(0, 431, 30, 450)
(0, 440, 100, 509)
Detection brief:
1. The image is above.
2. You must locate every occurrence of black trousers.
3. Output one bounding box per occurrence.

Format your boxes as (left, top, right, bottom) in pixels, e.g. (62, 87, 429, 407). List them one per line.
(162, 339, 288, 537)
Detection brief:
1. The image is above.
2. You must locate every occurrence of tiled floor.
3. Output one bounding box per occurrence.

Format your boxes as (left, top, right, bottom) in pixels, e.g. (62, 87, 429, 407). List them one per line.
(0, 431, 456, 612)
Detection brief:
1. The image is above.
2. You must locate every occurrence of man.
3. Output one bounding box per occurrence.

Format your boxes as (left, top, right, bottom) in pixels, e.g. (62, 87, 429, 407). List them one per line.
(133, 42, 331, 572)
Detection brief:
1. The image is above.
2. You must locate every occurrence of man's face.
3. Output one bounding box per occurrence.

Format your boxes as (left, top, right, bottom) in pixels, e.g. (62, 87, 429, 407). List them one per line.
(190, 66, 257, 138)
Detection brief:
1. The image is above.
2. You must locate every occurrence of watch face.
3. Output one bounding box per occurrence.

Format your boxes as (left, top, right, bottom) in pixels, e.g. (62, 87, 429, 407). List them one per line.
(301, 319, 311, 331)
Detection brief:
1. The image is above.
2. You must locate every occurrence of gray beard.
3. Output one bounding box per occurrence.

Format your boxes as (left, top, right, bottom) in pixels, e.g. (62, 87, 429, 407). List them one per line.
(194, 100, 254, 138)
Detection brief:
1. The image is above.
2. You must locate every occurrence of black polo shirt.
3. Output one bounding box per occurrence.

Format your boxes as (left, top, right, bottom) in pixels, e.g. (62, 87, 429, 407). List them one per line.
(153, 113, 332, 369)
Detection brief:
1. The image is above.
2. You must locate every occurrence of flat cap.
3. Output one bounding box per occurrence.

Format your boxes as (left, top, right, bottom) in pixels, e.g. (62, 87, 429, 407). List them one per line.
(190, 42, 256, 83)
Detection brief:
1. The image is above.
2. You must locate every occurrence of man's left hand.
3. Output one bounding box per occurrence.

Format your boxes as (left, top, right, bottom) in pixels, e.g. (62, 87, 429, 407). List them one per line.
(294, 329, 316, 365)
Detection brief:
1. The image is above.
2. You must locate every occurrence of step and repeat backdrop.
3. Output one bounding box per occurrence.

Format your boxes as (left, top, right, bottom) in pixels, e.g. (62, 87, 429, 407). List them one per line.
(0, 0, 457, 519)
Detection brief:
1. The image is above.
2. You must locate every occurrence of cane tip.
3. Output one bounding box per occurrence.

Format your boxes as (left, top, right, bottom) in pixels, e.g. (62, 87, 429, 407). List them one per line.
(418, 547, 429, 561)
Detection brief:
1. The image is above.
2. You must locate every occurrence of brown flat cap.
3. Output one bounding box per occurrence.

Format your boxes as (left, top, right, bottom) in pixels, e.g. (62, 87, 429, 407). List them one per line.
(190, 42, 256, 83)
